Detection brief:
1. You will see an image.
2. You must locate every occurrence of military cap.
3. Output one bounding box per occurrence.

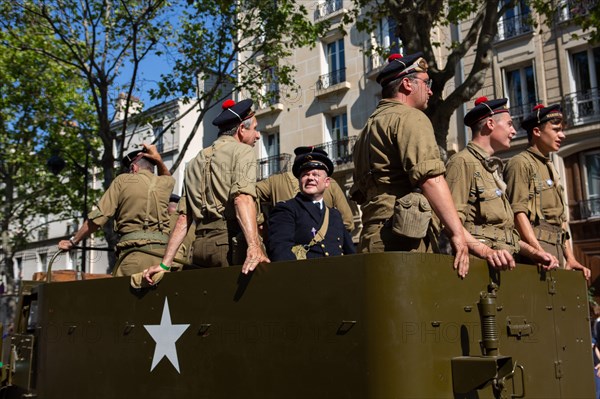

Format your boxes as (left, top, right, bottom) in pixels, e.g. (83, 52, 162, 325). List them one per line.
(169, 194, 181, 203)
(521, 104, 563, 131)
(376, 52, 429, 87)
(464, 96, 509, 127)
(122, 149, 145, 169)
(292, 146, 334, 178)
(212, 99, 255, 131)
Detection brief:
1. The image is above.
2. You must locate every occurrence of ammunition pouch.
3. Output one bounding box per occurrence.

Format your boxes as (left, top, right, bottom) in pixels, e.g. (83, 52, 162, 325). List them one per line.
(291, 244, 310, 260)
(392, 192, 432, 239)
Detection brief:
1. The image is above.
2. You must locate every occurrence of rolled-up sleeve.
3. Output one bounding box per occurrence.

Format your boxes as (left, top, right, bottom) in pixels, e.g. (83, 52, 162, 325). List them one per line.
(229, 145, 257, 199)
(504, 157, 531, 215)
(396, 113, 445, 186)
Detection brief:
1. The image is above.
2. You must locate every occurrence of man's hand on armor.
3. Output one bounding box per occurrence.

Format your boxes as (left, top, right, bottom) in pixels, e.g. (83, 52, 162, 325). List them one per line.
(449, 235, 470, 279)
(565, 258, 591, 280)
(143, 264, 164, 284)
(484, 248, 515, 271)
(532, 251, 559, 270)
(241, 245, 270, 274)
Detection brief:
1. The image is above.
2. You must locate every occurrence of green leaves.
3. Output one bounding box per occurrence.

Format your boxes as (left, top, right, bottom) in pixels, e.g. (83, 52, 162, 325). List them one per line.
(0, 26, 99, 262)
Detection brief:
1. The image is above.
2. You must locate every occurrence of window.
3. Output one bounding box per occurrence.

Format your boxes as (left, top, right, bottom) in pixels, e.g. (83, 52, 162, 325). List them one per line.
(260, 67, 280, 108)
(37, 215, 49, 241)
(315, 0, 343, 20)
(558, 0, 596, 22)
(14, 257, 23, 281)
(504, 65, 537, 135)
(376, 17, 401, 55)
(38, 252, 48, 272)
(257, 132, 282, 180)
(265, 132, 280, 158)
(565, 48, 600, 125)
(330, 113, 349, 161)
(367, 17, 403, 73)
(154, 123, 164, 153)
(580, 149, 600, 218)
(318, 39, 346, 90)
(497, 0, 532, 41)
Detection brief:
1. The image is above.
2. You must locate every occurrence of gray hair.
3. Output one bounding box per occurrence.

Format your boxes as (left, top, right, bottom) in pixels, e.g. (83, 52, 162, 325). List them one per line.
(219, 118, 253, 136)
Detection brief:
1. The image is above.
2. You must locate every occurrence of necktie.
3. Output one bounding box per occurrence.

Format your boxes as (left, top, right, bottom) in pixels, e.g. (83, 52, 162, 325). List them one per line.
(314, 202, 322, 215)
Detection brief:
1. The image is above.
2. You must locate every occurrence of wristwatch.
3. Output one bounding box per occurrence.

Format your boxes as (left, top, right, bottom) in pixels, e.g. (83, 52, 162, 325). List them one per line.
(69, 236, 77, 246)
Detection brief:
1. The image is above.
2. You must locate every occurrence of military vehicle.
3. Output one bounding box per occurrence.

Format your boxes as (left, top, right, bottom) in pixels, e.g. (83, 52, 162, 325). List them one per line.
(0, 252, 595, 398)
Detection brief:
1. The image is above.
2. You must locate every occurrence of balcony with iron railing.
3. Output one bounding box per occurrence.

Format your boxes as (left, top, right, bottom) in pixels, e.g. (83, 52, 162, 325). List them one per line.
(508, 102, 537, 138)
(256, 88, 284, 115)
(317, 68, 346, 90)
(315, 135, 357, 167)
(314, 0, 343, 20)
(575, 198, 600, 220)
(496, 12, 533, 41)
(257, 153, 292, 181)
(563, 88, 600, 127)
(557, 0, 597, 22)
(316, 68, 350, 97)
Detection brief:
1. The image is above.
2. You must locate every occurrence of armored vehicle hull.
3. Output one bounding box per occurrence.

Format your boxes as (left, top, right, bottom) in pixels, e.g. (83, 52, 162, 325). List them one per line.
(1, 252, 595, 398)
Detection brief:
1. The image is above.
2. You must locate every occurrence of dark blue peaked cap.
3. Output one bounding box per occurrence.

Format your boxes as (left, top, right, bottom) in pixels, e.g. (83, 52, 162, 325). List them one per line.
(212, 99, 255, 131)
(122, 149, 144, 168)
(521, 104, 563, 131)
(292, 146, 334, 178)
(376, 52, 429, 87)
(464, 96, 509, 127)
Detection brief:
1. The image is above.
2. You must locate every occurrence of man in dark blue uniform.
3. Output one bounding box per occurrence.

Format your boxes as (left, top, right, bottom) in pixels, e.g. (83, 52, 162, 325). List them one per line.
(267, 147, 355, 261)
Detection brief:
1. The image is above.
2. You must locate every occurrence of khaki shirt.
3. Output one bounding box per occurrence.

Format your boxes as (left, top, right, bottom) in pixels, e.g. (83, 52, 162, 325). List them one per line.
(446, 142, 518, 251)
(179, 135, 257, 225)
(352, 99, 445, 223)
(256, 171, 355, 231)
(88, 169, 174, 236)
(504, 147, 566, 226)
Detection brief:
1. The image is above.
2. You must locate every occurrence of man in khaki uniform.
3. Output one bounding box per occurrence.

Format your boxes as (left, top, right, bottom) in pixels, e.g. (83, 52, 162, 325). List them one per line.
(351, 52, 469, 278)
(257, 146, 355, 232)
(446, 97, 556, 270)
(58, 143, 175, 276)
(144, 99, 270, 281)
(504, 104, 590, 279)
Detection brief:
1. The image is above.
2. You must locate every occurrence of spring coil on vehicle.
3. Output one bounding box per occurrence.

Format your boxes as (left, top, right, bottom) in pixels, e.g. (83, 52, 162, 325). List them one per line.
(478, 283, 499, 357)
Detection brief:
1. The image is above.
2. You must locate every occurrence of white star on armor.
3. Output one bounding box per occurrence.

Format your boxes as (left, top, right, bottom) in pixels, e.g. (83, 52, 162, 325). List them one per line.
(144, 297, 190, 373)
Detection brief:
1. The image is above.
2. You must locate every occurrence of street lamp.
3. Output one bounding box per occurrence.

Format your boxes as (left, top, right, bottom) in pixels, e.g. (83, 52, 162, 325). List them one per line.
(46, 144, 91, 274)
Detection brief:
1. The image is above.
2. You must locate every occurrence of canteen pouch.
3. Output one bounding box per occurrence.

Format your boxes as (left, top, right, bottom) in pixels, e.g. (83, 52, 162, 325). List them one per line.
(291, 244, 309, 260)
(392, 192, 432, 239)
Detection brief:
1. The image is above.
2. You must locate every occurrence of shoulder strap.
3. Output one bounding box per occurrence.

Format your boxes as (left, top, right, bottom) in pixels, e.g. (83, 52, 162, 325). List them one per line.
(202, 144, 226, 217)
(307, 207, 330, 247)
(135, 173, 159, 231)
(522, 151, 545, 223)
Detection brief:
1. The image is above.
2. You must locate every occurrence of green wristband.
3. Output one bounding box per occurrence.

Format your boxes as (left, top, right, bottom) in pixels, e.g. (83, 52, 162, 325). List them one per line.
(159, 262, 170, 271)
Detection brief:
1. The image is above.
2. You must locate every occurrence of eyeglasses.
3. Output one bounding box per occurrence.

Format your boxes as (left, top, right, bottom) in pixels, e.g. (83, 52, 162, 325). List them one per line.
(412, 77, 432, 89)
